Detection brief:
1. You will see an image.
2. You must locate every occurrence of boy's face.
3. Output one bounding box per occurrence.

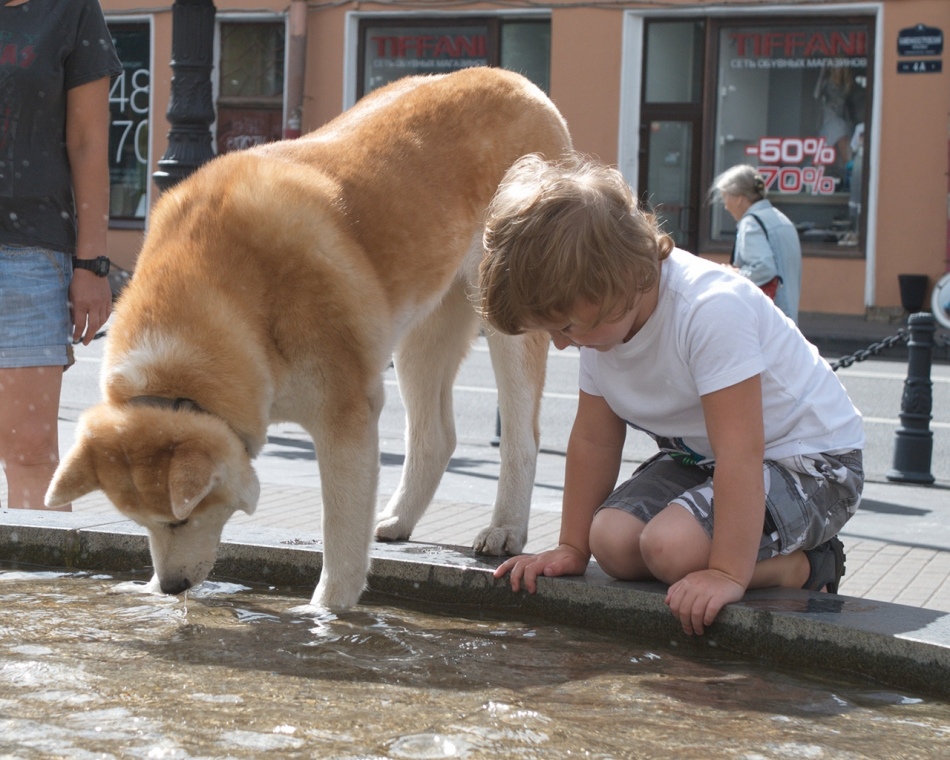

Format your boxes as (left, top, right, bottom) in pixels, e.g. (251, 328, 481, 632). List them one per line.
(533, 295, 653, 352)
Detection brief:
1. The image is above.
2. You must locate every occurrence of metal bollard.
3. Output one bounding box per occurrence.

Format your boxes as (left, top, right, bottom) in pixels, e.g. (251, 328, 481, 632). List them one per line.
(886, 312, 936, 484)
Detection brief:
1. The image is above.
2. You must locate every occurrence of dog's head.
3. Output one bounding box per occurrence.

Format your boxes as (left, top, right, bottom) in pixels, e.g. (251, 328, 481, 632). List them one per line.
(46, 403, 260, 595)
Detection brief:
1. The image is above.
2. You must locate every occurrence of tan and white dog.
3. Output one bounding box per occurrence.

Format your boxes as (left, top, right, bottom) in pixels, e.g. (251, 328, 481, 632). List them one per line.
(46, 67, 571, 610)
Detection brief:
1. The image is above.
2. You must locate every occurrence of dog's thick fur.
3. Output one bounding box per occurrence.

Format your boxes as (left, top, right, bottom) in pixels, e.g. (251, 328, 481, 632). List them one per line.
(46, 68, 571, 610)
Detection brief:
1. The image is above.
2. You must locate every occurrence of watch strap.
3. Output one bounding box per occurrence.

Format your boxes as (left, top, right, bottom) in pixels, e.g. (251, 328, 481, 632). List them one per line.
(73, 256, 111, 277)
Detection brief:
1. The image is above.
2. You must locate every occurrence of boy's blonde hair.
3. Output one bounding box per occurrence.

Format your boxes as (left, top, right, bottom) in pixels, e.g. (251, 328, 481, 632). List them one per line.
(479, 153, 674, 335)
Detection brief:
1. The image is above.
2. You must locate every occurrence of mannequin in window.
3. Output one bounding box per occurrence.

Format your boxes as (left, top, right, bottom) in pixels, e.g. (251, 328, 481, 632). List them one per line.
(813, 65, 854, 177)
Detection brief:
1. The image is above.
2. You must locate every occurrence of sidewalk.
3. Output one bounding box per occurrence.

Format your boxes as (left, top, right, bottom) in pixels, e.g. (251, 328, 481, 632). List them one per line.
(799, 309, 950, 364)
(3, 309, 949, 616)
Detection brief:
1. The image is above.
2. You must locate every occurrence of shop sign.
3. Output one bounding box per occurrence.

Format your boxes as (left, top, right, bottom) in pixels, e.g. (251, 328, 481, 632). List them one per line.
(727, 28, 867, 69)
(362, 24, 491, 95)
(897, 24, 943, 56)
(368, 32, 488, 71)
(897, 60, 942, 74)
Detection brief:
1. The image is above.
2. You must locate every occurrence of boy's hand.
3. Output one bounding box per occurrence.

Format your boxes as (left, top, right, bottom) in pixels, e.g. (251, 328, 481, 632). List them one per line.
(493, 544, 589, 594)
(664, 569, 745, 636)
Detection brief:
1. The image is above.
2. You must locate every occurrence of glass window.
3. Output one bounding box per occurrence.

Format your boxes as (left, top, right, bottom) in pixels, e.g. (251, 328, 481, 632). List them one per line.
(639, 20, 705, 252)
(217, 22, 285, 154)
(644, 21, 704, 103)
(219, 22, 285, 99)
(358, 18, 550, 97)
(108, 23, 150, 221)
(646, 121, 693, 248)
(711, 22, 871, 251)
(501, 22, 551, 94)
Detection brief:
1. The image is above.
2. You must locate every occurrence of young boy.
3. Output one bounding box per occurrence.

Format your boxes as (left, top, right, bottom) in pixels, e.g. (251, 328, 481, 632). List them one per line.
(480, 154, 865, 636)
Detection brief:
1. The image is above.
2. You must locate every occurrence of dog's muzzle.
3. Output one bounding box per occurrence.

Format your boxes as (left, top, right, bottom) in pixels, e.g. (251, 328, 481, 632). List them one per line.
(160, 577, 193, 595)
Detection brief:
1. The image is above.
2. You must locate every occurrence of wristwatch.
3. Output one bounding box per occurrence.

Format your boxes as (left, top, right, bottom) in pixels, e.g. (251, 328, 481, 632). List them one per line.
(73, 256, 111, 277)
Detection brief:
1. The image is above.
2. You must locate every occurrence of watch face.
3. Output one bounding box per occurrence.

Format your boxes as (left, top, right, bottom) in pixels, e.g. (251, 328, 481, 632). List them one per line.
(75, 257, 110, 276)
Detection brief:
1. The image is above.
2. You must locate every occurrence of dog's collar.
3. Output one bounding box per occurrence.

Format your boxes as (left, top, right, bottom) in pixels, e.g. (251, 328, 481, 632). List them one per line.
(126, 395, 253, 455)
(128, 395, 207, 414)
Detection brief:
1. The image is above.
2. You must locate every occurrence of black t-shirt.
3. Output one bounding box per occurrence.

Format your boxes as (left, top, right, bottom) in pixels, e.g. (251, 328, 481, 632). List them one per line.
(0, 0, 121, 253)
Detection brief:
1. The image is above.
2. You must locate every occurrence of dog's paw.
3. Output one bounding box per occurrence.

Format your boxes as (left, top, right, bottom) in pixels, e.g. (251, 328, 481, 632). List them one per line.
(286, 603, 338, 621)
(374, 514, 411, 542)
(110, 574, 162, 596)
(473, 526, 526, 556)
(310, 576, 364, 612)
(109, 580, 158, 595)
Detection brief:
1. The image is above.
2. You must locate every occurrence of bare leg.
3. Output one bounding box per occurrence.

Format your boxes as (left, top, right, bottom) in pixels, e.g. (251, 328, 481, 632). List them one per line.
(589, 507, 652, 580)
(748, 550, 811, 590)
(594, 503, 813, 590)
(0, 366, 69, 511)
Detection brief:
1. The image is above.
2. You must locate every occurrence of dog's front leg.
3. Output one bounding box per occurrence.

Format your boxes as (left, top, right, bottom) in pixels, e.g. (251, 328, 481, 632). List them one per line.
(475, 329, 548, 555)
(307, 380, 385, 611)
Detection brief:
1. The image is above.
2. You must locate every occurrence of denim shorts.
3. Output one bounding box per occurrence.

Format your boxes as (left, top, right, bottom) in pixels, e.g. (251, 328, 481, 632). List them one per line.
(597, 450, 864, 561)
(0, 244, 73, 368)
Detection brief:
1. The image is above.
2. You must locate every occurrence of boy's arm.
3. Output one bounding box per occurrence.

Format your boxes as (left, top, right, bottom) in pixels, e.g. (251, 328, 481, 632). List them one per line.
(665, 374, 766, 635)
(494, 390, 626, 592)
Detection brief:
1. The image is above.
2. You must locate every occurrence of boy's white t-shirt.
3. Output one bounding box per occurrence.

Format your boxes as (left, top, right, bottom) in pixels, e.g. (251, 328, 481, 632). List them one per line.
(578, 249, 865, 465)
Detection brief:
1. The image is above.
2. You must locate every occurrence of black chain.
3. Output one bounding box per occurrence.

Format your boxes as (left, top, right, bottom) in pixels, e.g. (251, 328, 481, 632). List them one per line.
(829, 330, 908, 371)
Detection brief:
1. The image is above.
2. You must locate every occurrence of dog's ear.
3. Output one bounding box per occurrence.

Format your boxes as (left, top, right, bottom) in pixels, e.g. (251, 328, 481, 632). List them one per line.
(168, 446, 220, 521)
(236, 466, 260, 516)
(45, 438, 100, 507)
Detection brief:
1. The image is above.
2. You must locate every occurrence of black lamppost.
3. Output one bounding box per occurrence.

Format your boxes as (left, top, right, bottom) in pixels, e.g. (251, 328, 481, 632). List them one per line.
(153, 0, 217, 192)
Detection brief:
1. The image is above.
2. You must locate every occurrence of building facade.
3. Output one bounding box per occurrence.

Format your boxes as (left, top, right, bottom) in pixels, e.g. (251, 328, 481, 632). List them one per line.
(98, 0, 949, 317)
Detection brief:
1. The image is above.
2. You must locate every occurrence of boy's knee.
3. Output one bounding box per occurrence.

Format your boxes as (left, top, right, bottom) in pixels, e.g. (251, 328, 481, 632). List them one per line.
(640, 520, 708, 584)
(590, 509, 646, 580)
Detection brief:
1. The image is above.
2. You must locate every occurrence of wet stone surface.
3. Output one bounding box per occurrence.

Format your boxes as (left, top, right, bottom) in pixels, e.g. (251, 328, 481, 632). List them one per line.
(1, 570, 949, 759)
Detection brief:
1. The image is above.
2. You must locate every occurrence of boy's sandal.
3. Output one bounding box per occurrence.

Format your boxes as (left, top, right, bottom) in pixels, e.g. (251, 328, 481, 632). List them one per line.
(802, 536, 846, 594)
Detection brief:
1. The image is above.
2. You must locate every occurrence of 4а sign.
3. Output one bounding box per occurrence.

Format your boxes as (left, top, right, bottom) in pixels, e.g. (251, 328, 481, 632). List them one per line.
(897, 60, 942, 74)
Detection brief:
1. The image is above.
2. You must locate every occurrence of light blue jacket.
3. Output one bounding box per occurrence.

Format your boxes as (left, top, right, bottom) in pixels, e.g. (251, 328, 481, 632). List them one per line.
(735, 199, 803, 323)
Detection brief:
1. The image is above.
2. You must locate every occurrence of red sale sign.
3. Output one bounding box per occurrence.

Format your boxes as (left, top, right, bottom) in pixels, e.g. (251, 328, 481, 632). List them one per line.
(745, 137, 839, 195)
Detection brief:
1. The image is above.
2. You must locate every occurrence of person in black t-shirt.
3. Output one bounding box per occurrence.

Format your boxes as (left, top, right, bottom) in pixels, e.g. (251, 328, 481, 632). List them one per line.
(0, 0, 121, 509)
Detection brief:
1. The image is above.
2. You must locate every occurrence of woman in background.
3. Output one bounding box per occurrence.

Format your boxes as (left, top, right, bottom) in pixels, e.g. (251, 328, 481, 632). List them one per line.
(710, 164, 803, 324)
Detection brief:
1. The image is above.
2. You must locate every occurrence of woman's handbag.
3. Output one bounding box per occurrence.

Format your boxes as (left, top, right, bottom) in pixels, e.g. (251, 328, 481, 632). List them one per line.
(759, 275, 781, 300)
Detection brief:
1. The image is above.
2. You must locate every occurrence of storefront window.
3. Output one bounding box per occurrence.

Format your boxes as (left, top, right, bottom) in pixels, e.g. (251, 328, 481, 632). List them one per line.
(216, 22, 285, 154)
(359, 18, 550, 97)
(501, 22, 551, 95)
(644, 21, 703, 104)
(108, 23, 150, 221)
(711, 22, 871, 251)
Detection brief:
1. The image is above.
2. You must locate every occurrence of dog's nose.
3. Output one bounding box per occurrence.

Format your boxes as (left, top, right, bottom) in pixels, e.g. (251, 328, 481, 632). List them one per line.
(160, 578, 192, 595)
